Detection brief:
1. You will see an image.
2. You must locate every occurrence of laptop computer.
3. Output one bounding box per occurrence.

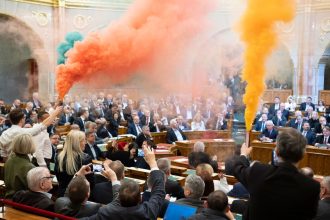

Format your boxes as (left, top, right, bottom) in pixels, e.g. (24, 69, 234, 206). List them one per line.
(163, 202, 197, 220)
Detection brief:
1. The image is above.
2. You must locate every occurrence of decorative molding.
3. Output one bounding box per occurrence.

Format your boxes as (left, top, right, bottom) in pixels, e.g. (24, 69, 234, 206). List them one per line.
(32, 11, 49, 26)
(73, 14, 92, 29)
(277, 21, 295, 34)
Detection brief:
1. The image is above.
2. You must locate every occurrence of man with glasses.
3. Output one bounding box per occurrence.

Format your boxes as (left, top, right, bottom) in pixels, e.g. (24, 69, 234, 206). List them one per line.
(12, 167, 55, 211)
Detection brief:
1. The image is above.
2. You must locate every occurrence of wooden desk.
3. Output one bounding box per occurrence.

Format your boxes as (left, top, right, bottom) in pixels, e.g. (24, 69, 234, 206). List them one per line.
(151, 130, 231, 145)
(154, 144, 175, 158)
(123, 177, 146, 192)
(166, 156, 225, 172)
(0, 206, 49, 220)
(262, 89, 292, 103)
(175, 139, 235, 162)
(249, 131, 261, 145)
(251, 140, 330, 175)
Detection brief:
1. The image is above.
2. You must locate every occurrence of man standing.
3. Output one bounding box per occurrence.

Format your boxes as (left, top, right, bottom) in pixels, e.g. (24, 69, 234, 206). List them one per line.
(234, 128, 320, 220)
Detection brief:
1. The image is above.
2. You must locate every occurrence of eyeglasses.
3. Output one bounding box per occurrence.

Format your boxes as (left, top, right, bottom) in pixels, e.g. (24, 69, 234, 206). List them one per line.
(42, 175, 54, 180)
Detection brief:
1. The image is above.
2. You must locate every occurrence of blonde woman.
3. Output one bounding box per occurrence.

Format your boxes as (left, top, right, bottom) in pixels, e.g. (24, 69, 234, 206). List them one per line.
(55, 130, 92, 196)
(4, 133, 36, 198)
(191, 113, 206, 131)
(285, 96, 297, 112)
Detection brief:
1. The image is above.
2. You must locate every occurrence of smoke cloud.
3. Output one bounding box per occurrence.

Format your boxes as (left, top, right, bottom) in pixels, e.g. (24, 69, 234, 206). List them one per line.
(56, 0, 216, 99)
(238, 0, 295, 131)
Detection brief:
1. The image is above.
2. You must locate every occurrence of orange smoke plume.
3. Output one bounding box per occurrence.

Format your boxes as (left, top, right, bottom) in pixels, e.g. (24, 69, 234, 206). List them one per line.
(56, 0, 215, 99)
(239, 0, 295, 131)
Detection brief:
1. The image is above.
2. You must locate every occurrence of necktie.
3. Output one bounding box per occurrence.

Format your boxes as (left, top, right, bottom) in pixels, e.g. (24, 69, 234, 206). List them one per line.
(324, 137, 328, 144)
(303, 131, 306, 137)
(261, 122, 265, 131)
(146, 116, 149, 125)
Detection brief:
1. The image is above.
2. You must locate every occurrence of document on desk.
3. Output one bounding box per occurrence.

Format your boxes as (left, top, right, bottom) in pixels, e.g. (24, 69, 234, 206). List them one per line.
(174, 158, 188, 162)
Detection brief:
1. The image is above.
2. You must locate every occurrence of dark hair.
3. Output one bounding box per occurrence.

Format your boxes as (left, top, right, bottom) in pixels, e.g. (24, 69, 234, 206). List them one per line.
(79, 108, 87, 117)
(276, 127, 306, 163)
(110, 160, 125, 180)
(119, 179, 140, 207)
(37, 111, 49, 120)
(207, 190, 228, 212)
(9, 109, 25, 125)
(68, 176, 89, 204)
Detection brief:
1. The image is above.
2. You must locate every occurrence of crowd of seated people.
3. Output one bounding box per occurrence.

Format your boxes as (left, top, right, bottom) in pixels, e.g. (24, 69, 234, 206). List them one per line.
(253, 96, 330, 147)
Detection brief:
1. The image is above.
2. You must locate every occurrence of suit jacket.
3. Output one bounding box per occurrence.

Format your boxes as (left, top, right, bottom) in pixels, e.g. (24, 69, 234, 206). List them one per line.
(188, 152, 218, 172)
(313, 135, 330, 146)
(301, 130, 316, 145)
(188, 208, 230, 220)
(254, 121, 266, 132)
(90, 182, 113, 205)
(166, 128, 187, 144)
(165, 178, 185, 200)
(269, 103, 280, 117)
(314, 123, 329, 134)
(300, 102, 315, 111)
(84, 143, 104, 160)
(272, 116, 287, 127)
(259, 129, 278, 142)
(58, 114, 74, 126)
(128, 123, 142, 137)
(281, 109, 290, 120)
(149, 123, 166, 133)
(12, 190, 54, 211)
(314, 198, 330, 220)
(233, 156, 320, 220)
(83, 170, 165, 220)
(140, 115, 153, 127)
(74, 117, 85, 131)
(135, 133, 152, 148)
(97, 126, 112, 139)
(55, 197, 101, 218)
(308, 119, 319, 129)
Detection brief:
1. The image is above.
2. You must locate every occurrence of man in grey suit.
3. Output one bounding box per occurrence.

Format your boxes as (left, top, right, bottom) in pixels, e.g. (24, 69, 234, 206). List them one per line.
(83, 146, 166, 220)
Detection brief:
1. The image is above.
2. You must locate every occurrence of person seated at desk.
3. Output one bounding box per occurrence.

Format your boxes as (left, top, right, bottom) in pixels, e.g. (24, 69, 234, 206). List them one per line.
(175, 174, 205, 213)
(272, 110, 287, 127)
(289, 115, 305, 132)
(96, 118, 112, 139)
(314, 116, 329, 134)
(253, 113, 268, 132)
(128, 115, 143, 137)
(157, 158, 185, 199)
(188, 141, 218, 172)
(301, 122, 316, 145)
(191, 113, 206, 131)
(259, 120, 278, 142)
(177, 115, 190, 131)
(300, 96, 316, 111)
(208, 112, 228, 130)
(13, 167, 54, 211)
(55, 172, 101, 218)
(308, 111, 320, 131)
(287, 110, 303, 128)
(135, 125, 153, 148)
(166, 119, 187, 144)
(314, 126, 330, 147)
(188, 190, 234, 220)
(196, 163, 230, 195)
(84, 130, 105, 160)
(107, 142, 137, 167)
(314, 176, 330, 220)
(149, 113, 166, 132)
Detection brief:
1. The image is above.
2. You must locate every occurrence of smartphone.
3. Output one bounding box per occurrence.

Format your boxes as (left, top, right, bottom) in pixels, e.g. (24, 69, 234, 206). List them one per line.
(138, 149, 145, 157)
(92, 164, 103, 172)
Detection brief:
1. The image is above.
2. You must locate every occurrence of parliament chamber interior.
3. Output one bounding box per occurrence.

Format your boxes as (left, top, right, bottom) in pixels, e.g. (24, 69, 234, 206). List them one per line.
(0, 0, 330, 219)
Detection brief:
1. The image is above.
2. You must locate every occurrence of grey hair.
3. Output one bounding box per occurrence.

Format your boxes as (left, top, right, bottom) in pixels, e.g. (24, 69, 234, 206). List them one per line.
(265, 120, 274, 126)
(193, 141, 205, 152)
(27, 167, 49, 191)
(157, 158, 171, 174)
(185, 174, 205, 199)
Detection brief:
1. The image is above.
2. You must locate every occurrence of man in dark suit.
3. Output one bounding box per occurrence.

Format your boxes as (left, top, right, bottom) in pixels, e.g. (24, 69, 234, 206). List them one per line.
(96, 118, 112, 139)
(149, 113, 166, 132)
(287, 110, 303, 127)
(22, 102, 33, 120)
(128, 115, 142, 137)
(157, 158, 184, 199)
(289, 115, 305, 132)
(209, 112, 228, 130)
(279, 103, 290, 120)
(271, 110, 287, 127)
(188, 141, 218, 172)
(314, 176, 330, 220)
(166, 119, 187, 144)
(74, 108, 89, 131)
(84, 131, 104, 160)
(300, 96, 315, 111)
(84, 146, 166, 220)
(55, 175, 101, 218)
(314, 116, 328, 134)
(135, 125, 153, 148)
(177, 115, 190, 131)
(140, 110, 153, 127)
(12, 167, 54, 211)
(234, 128, 320, 220)
(58, 106, 74, 126)
(314, 126, 330, 147)
(254, 113, 268, 132)
(259, 120, 278, 142)
(301, 122, 316, 145)
(269, 96, 281, 117)
(189, 190, 234, 220)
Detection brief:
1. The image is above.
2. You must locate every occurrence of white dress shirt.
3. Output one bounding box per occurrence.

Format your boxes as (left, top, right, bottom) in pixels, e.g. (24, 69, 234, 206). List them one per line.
(0, 124, 46, 158)
(33, 124, 52, 166)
